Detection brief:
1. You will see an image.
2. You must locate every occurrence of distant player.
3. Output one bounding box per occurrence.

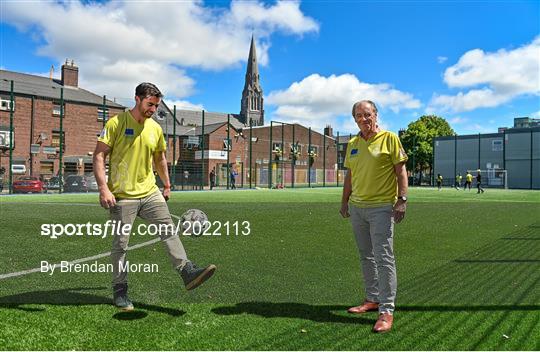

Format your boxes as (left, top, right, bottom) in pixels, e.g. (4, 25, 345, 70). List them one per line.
(476, 170, 485, 194)
(455, 174, 462, 190)
(464, 171, 473, 191)
(437, 174, 443, 191)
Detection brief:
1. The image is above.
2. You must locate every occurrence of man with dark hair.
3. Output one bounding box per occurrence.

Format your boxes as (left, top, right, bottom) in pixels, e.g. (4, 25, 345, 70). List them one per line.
(476, 170, 485, 194)
(340, 100, 408, 333)
(93, 83, 216, 311)
(135, 82, 163, 100)
(209, 167, 216, 190)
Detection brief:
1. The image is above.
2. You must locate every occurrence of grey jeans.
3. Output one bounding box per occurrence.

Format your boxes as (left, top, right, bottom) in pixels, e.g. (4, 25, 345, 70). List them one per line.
(349, 204, 396, 314)
(109, 190, 188, 286)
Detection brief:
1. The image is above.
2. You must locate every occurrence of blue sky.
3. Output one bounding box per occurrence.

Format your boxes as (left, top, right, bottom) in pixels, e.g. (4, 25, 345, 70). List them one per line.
(1, 0, 539, 135)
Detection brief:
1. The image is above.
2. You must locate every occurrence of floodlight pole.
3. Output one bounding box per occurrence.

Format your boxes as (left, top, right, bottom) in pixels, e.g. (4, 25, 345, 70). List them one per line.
(323, 132, 326, 187)
(477, 133, 481, 170)
(268, 121, 273, 189)
(59, 88, 64, 194)
(102, 95, 107, 128)
(172, 105, 177, 190)
(281, 123, 284, 187)
(201, 110, 205, 191)
(8, 80, 14, 194)
(530, 130, 533, 190)
(292, 124, 295, 188)
(336, 131, 339, 187)
(249, 119, 253, 189)
(308, 127, 312, 188)
(227, 114, 230, 190)
(454, 134, 457, 184)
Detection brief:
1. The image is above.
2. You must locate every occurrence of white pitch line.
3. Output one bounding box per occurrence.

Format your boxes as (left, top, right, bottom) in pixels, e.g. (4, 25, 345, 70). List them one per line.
(0, 213, 183, 281)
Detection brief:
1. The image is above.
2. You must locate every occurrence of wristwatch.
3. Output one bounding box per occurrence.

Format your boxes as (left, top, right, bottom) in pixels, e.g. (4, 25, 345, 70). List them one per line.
(398, 196, 407, 202)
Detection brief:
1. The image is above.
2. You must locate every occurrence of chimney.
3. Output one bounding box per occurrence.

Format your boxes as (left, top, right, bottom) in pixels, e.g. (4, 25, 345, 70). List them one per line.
(61, 59, 79, 87)
(324, 125, 333, 137)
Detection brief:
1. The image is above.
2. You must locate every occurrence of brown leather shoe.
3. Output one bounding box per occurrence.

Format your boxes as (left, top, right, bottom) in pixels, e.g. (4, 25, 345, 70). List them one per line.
(373, 313, 393, 333)
(347, 300, 379, 314)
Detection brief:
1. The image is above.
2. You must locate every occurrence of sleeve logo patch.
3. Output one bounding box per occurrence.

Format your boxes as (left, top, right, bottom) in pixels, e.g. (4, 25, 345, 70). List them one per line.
(399, 148, 407, 159)
(125, 128, 134, 136)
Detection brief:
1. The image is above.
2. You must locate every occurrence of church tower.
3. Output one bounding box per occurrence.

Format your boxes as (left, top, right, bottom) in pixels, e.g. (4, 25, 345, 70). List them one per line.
(240, 36, 264, 126)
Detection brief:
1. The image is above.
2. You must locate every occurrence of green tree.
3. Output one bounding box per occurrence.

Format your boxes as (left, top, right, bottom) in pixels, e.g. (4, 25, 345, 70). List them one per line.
(400, 115, 455, 184)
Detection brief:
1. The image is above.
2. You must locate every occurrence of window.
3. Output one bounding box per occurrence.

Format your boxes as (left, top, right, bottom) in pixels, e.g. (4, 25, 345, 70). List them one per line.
(156, 110, 167, 121)
(182, 136, 200, 150)
(0, 130, 12, 148)
(0, 97, 14, 111)
(51, 131, 65, 152)
(40, 161, 54, 175)
(492, 140, 503, 152)
(223, 138, 232, 151)
(290, 143, 302, 155)
(52, 103, 64, 116)
(97, 107, 109, 121)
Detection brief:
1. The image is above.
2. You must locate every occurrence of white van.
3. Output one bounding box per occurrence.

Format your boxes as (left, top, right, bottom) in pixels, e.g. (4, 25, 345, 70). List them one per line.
(11, 164, 26, 175)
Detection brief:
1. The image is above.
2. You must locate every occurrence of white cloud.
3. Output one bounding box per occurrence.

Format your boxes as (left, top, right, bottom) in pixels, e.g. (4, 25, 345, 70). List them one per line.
(437, 56, 448, 64)
(165, 99, 205, 112)
(428, 36, 540, 113)
(266, 73, 420, 132)
(459, 123, 495, 134)
(531, 110, 540, 118)
(3, 0, 318, 100)
(450, 116, 468, 124)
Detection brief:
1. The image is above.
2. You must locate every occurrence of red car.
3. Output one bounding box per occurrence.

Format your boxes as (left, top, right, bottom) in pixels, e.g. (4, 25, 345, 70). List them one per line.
(12, 176, 45, 194)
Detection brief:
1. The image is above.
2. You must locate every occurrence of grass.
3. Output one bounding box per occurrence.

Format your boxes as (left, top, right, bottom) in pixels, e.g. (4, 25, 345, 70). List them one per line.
(0, 187, 539, 350)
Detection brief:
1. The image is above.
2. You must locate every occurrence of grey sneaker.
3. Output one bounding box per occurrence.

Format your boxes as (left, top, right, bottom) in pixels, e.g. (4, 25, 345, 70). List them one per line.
(180, 262, 216, 290)
(113, 283, 134, 311)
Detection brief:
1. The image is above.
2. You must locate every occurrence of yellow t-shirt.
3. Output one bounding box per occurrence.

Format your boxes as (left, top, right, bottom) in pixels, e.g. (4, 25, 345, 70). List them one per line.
(466, 173, 473, 182)
(344, 130, 408, 208)
(98, 111, 166, 199)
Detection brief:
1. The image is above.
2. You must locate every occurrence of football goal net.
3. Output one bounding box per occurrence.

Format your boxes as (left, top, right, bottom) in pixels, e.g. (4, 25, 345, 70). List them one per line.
(466, 169, 507, 189)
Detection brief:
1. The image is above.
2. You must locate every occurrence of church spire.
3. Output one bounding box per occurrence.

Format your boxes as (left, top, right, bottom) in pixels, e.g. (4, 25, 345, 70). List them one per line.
(245, 35, 259, 89)
(240, 35, 264, 126)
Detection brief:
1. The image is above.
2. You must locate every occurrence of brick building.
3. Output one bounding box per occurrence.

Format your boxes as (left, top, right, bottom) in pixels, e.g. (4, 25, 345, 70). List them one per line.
(0, 61, 125, 182)
(154, 38, 341, 188)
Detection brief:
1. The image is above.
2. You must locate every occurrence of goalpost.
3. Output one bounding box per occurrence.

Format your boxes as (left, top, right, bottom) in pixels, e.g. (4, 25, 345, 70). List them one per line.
(466, 169, 508, 189)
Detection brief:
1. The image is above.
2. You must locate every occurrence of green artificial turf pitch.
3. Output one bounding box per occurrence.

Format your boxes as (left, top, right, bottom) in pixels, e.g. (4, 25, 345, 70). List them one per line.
(0, 187, 539, 350)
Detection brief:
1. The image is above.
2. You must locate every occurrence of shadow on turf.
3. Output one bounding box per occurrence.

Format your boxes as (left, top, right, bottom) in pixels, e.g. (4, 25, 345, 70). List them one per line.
(212, 302, 374, 324)
(0, 287, 185, 318)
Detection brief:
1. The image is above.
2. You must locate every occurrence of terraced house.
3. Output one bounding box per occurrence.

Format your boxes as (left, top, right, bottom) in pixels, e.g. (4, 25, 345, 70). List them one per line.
(0, 60, 124, 182)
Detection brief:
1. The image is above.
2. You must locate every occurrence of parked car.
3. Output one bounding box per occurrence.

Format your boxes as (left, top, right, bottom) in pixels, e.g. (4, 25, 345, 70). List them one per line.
(86, 175, 99, 192)
(64, 175, 89, 193)
(45, 176, 63, 191)
(12, 176, 45, 193)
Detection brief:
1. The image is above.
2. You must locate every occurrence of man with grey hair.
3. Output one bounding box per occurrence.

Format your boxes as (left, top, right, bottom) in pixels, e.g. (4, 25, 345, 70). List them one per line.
(340, 100, 408, 333)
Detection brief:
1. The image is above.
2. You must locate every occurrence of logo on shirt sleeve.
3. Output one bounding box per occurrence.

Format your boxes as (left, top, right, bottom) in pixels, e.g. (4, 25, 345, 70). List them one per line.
(99, 128, 106, 138)
(399, 148, 407, 159)
(350, 148, 359, 157)
(125, 128, 134, 136)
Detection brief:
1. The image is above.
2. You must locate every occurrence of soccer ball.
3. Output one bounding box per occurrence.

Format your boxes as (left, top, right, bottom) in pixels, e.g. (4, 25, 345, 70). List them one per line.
(180, 209, 210, 236)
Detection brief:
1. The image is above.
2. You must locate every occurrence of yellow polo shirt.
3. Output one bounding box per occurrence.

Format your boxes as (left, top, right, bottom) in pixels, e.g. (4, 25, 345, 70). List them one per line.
(344, 130, 408, 208)
(98, 111, 166, 199)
